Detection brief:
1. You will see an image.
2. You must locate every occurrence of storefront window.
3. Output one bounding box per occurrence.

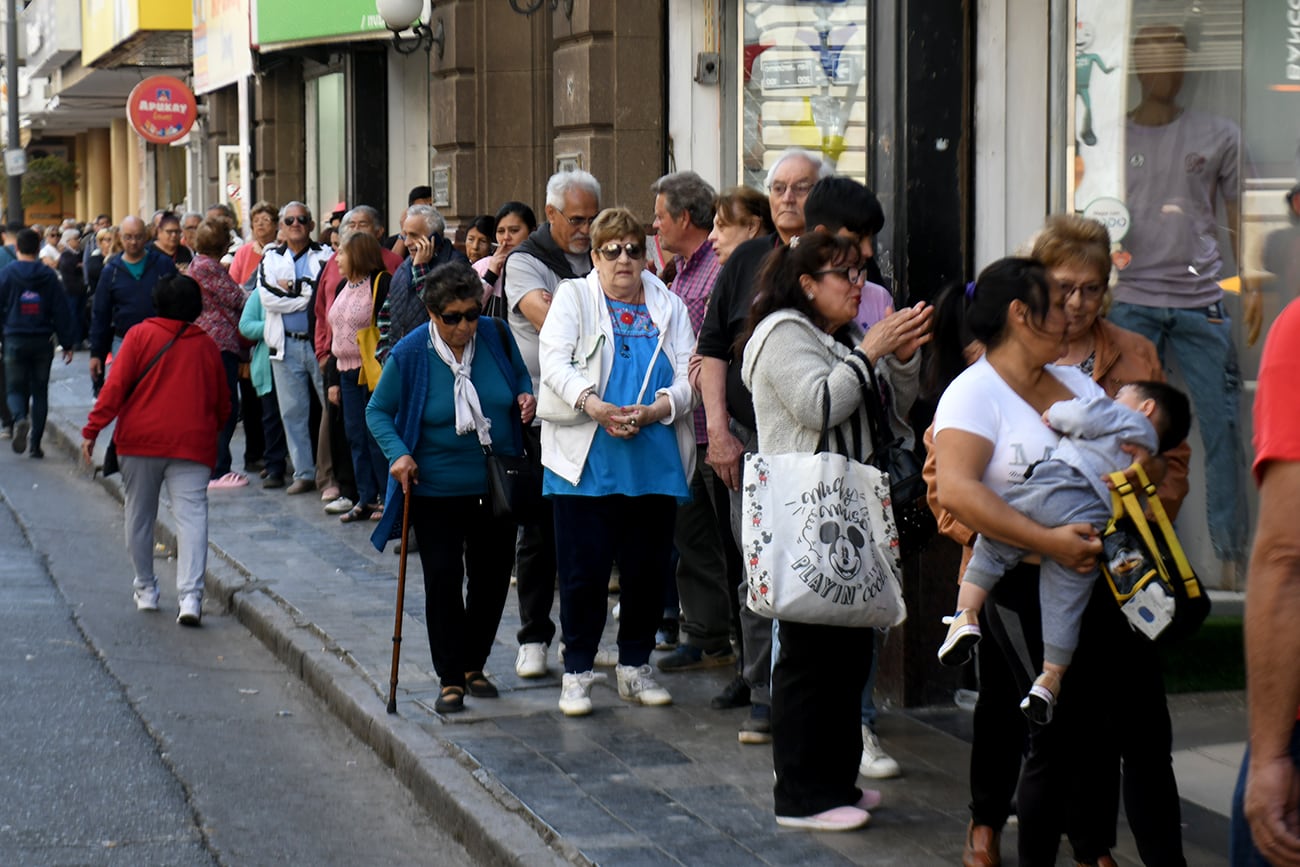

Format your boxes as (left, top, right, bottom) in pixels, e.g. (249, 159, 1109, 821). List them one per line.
(1067, 0, 1300, 581)
(307, 71, 346, 227)
(738, 0, 869, 187)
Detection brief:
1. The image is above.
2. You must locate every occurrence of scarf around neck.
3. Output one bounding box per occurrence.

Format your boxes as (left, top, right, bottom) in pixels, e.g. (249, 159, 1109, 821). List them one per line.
(428, 321, 492, 447)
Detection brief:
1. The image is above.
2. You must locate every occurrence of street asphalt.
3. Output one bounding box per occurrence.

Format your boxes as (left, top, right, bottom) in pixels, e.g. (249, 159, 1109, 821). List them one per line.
(28, 355, 1242, 865)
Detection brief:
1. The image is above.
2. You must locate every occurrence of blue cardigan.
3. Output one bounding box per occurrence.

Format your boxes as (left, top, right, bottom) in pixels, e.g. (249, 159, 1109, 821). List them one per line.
(369, 317, 530, 550)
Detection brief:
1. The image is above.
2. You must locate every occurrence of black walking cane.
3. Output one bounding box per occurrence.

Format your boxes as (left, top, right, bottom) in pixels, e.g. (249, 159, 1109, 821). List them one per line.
(386, 489, 413, 714)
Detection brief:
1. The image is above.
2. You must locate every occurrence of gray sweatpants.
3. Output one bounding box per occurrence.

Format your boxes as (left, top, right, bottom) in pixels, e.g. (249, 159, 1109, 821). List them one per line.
(963, 461, 1112, 667)
(120, 455, 210, 604)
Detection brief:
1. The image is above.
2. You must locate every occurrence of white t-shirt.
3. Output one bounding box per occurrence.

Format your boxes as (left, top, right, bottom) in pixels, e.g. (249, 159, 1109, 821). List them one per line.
(932, 357, 1104, 496)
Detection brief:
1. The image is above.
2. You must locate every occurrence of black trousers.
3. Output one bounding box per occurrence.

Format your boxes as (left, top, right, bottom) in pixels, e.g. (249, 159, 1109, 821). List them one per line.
(515, 424, 557, 646)
(771, 619, 873, 818)
(409, 494, 516, 689)
(552, 494, 676, 673)
(982, 567, 1184, 865)
(968, 578, 1029, 829)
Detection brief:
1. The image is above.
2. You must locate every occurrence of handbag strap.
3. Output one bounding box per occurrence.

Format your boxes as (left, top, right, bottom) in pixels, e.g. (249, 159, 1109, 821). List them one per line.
(369, 272, 382, 327)
(850, 355, 901, 466)
(1129, 462, 1200, 594)
(120, 323, 189, 408)
(814, 381, 852, 457)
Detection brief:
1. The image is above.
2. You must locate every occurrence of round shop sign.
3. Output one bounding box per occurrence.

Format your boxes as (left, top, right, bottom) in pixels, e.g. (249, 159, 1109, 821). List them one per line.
(126, 76, 197, 145)
(1081, 196, 1132, 244)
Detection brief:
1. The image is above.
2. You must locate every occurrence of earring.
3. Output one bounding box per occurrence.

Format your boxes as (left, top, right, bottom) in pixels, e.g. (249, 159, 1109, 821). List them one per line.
(805, 292, 815, 300)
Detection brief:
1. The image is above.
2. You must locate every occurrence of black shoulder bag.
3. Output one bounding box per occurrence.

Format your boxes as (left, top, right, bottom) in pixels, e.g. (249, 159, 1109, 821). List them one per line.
(101, 324, 189, 476)
(850, 356, 937, 560)
(480, 319, 544, 522)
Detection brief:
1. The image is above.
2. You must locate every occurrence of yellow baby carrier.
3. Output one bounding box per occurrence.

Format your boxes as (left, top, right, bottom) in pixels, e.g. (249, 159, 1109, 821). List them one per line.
(1099, 463, 1210, 642)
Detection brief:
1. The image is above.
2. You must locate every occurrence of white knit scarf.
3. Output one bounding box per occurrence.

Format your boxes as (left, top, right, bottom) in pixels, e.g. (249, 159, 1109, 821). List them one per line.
(428, 321, 492, 447)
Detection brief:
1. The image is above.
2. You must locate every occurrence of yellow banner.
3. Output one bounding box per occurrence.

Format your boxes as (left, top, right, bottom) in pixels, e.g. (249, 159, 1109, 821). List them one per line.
(81, 0, 192, 65)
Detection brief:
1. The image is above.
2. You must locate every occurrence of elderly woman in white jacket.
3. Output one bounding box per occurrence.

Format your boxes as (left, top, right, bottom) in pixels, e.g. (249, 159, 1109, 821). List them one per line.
(538, 207, 696, 718)
(740, 231, 932, 832)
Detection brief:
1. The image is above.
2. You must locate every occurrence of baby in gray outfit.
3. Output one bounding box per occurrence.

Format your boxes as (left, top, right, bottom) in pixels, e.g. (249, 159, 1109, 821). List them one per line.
(937, 380, 1191, 724)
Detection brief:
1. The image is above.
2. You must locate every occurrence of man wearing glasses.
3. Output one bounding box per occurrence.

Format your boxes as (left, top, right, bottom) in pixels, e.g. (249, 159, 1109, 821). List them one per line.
(88, 215, 179, 389)
(695, 147, 830, 744)
(503, 168, 601, 680)
(256, 202, 333, 495)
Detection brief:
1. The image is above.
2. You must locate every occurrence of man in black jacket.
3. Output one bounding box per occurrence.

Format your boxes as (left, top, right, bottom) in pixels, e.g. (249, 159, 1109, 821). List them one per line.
(2, 228, 75, 457)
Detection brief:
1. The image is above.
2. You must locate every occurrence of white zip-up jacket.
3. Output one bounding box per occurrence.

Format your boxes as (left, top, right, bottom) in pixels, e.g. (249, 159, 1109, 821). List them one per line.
(538, 268, 698, 486)
(256, 242, 332, 360)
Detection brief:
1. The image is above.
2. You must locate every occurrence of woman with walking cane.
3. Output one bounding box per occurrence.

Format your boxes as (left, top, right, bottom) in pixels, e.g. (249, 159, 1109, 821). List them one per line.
(368, 262, 535, 715)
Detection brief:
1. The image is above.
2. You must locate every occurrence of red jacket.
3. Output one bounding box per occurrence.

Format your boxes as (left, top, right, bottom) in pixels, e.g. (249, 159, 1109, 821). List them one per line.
(313, 246, 403, 362)
(83, 317, 231, 468)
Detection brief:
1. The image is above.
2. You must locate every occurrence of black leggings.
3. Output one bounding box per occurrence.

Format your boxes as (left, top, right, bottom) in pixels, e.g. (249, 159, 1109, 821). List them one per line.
(980, 567, 1184, 865)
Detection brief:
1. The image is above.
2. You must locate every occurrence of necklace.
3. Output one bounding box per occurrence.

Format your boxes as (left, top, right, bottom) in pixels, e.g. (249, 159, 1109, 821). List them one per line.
(605, 292, 644, 359)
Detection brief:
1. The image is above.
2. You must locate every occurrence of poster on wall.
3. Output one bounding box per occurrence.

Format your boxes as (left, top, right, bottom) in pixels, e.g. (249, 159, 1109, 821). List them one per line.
(218, 145, 245, 229)
(1072, 0, 1131, 234)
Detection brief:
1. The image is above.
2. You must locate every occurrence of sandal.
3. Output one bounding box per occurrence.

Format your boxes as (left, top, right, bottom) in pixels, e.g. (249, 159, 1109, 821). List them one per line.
(340, 504, 376, 524)
(434, 685, 466, 714)
(465, 671, 499, 698)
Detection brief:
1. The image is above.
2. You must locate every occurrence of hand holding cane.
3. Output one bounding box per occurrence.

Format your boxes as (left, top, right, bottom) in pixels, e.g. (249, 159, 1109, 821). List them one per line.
(386, 484, 413, 714)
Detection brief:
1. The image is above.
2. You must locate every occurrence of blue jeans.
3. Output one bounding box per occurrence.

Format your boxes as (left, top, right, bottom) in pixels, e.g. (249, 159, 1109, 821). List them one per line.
(338, 367, 387, 506)
(1107, 301, 1248, 561)
(4, 333, 55, 448)
(860, 629, 885, 729)
(269, 336, 323, 482)
(1232, 725, 1300, 865)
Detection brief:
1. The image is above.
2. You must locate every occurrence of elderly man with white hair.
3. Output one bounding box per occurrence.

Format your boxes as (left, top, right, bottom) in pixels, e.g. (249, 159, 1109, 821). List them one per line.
(374, 203, 467, 360)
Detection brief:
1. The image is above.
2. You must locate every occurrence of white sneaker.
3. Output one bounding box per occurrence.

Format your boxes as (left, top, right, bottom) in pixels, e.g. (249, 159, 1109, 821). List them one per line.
(515, 642, 549, 678)
(615, 664, 672, 706)
(323, 496, 355, 515)
(134, 585, 160, 612)
(558, 670, 607, 716)
(859, 725, 901, 779)
(177, 594, 202, 627)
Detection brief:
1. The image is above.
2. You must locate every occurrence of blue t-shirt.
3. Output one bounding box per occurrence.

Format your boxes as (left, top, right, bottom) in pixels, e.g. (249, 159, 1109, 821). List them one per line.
(544, 299, 688, 500)
(121, 256, 147, 280)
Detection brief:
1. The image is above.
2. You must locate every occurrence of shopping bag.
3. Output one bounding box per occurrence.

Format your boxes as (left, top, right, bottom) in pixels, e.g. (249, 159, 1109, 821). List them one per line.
(356, 273, 384, 388)
(742, 449, 906, 628)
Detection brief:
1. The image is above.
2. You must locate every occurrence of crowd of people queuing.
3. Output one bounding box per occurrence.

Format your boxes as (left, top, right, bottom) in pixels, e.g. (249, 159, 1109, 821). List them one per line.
(0, 144, 1264, 863)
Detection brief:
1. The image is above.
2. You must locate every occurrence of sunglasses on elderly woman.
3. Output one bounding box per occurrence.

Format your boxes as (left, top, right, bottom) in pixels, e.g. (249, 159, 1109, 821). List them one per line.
(435, 307, 482, 326)
(596, 242, 645, 261)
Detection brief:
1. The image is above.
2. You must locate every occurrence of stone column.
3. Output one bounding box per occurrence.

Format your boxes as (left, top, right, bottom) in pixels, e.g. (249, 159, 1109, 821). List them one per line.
(73, 134, 89, 220)
(84, 128, 111, 220)
(109, 119, 130, 220)
(252, 64, 305, 209)
(553, 1, 665, 222)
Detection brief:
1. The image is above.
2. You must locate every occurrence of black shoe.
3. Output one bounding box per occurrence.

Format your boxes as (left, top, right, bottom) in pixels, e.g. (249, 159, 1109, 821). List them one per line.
(465, 671, 499, 698)
(12, 419, 29, 453)
(29, 447, 44, 459)
(434, 685, 466, 714)
(263, 474, 285, 489)
(711, 675, 752, 710)
(654, 618, 679, 651)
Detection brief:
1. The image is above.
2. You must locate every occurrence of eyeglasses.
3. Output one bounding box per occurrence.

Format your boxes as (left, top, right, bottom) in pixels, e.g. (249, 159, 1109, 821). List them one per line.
(282, 215, 310, 226)
(596, 242, 645, 261)
(770, 180, 815, 198)
(813, 266, 864, 284)
(435, 307, 482, 326)
(561, 213, 597, 229)
(1060, 282, 1105, 300)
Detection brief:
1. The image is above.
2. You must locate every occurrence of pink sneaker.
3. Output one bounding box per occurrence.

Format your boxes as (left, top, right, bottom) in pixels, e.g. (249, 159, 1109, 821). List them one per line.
(856, 789, 883, 811)
(775, 805, 870, 831)
(208, 472, 249, 489)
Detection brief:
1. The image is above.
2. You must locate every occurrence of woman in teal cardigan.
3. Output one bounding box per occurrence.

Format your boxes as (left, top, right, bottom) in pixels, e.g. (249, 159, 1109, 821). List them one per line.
(367, 262, 534, 714)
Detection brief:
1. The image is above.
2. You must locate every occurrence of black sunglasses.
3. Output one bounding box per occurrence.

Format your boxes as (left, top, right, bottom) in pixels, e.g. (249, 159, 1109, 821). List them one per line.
(436, 308, 482, 326)
(282, 215, 310, 226)
(596, 242, 645, 262)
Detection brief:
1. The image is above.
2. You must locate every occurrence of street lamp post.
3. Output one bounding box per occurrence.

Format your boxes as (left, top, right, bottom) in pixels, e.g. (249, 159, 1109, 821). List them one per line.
(5, 0, 22, 223)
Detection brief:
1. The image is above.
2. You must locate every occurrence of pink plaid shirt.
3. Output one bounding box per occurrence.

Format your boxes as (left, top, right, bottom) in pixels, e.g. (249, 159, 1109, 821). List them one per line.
(669, 241, 720, 445)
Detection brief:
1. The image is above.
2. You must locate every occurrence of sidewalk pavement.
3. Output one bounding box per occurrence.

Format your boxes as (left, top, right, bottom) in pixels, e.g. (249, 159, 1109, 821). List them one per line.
(38, 357, 1241, 865)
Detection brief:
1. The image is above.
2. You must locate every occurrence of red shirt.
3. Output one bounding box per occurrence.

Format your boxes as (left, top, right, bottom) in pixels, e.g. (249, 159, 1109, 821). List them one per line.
(83, 318, 231, 468)
(1254, 298, 1300, 485)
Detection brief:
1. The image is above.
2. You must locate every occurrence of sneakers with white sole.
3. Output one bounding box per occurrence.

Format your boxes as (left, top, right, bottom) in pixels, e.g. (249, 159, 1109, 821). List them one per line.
(615, 664, 672, 706)
(515, 642, 549, 678)
(323, 496, 355, 515)
(134, 585, 160, 612)
(938, 609, 981, 666)
(558, 670, 607, 716)
(859, 725, 902, 779)
(775, 806, 870, 831)
(177, 594, 202, 626)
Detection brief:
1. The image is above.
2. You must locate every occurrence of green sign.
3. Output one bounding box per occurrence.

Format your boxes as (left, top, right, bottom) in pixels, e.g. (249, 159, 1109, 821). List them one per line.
(254, 0, 388, 47)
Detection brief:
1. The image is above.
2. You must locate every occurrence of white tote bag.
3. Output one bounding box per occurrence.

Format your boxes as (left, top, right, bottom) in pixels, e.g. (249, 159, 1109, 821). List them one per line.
(742, 449, 906, 628)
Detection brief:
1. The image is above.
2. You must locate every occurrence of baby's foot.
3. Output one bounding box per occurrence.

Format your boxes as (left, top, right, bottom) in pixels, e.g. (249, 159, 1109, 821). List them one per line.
(937, 609, 981, 666)
(1020, 671, 1062, 724)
